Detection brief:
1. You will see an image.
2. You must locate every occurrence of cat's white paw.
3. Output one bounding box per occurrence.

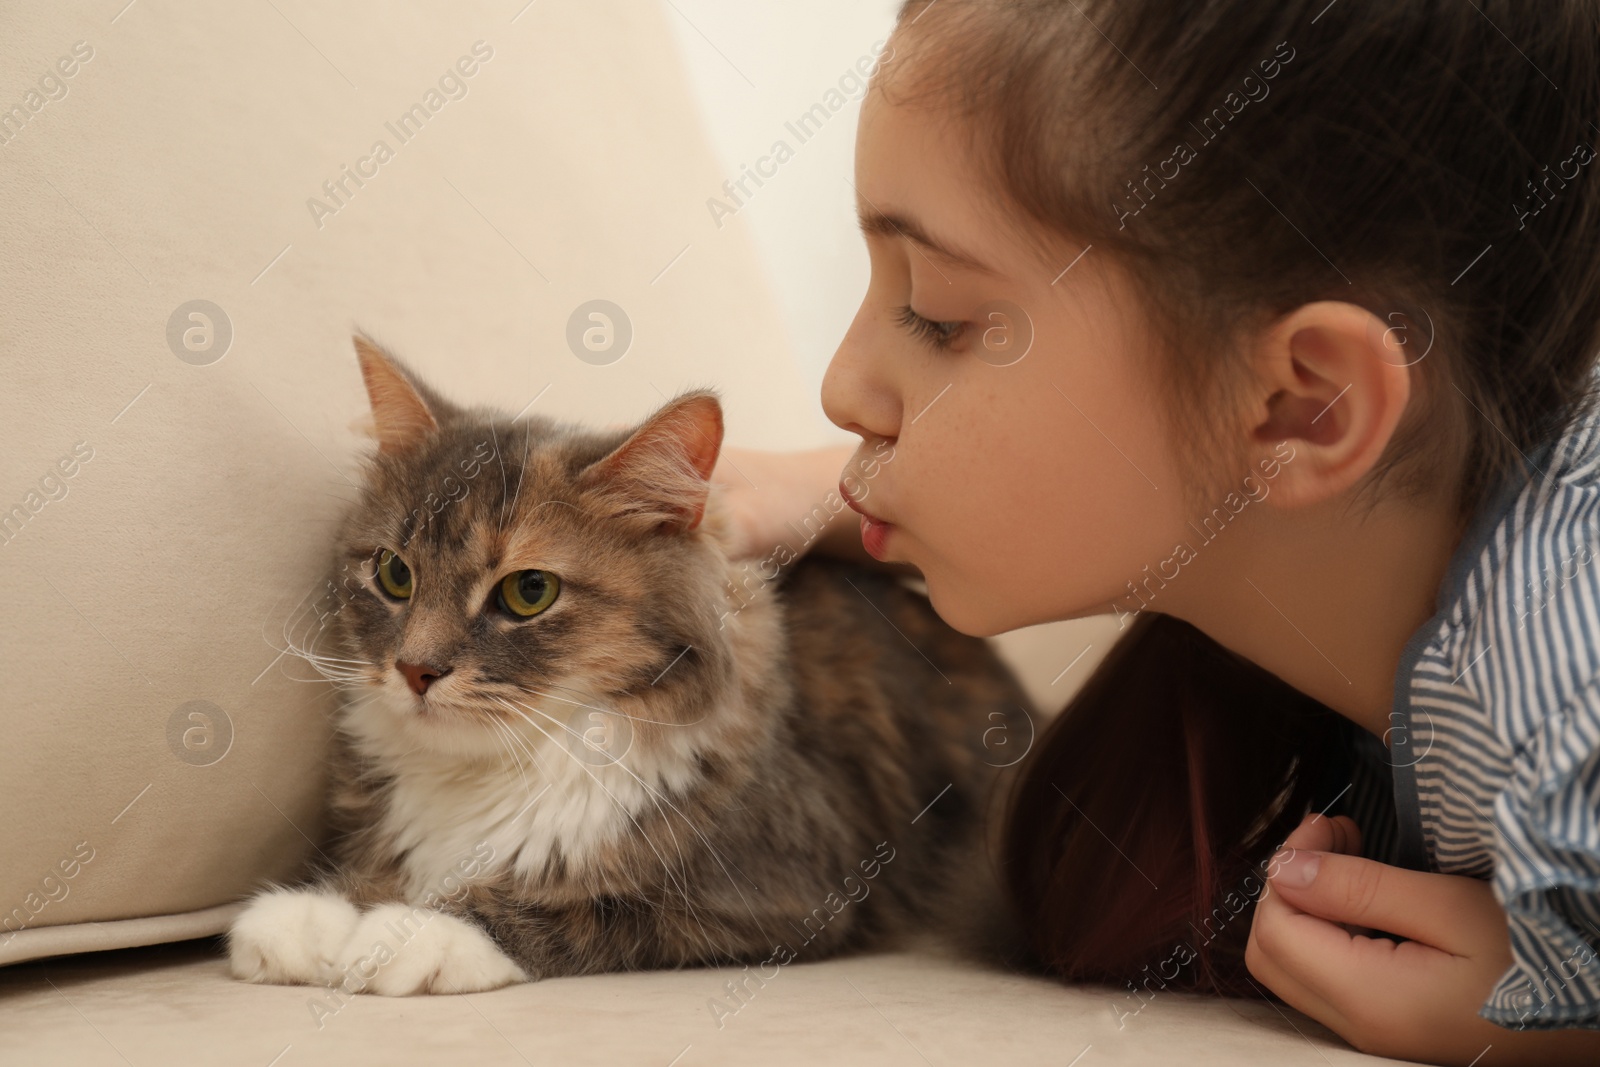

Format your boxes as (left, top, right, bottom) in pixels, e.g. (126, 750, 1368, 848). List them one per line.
(228, 887, 362, 986)
(332, 902, 527, 996)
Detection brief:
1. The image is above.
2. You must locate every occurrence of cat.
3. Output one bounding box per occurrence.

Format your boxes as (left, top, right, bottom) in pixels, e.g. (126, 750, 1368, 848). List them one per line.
(226, 335, 1035, 997)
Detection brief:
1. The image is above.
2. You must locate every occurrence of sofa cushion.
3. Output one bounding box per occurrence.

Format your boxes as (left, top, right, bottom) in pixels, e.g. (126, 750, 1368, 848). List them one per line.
(0, 0, 821, 966)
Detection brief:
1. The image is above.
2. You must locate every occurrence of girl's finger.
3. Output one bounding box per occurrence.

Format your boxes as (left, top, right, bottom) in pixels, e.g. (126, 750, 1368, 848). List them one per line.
(1267, 852, 1504, 955)
(1279, 813, 1362, 857)
(1244, 891, 1355, 1035)
(1269, 816, 1364, 932)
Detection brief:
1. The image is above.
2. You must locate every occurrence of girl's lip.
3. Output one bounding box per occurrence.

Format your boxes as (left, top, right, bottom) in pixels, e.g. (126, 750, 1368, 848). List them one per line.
(838, 479, 885, 523)
(839, 480, 893, 560)
(858, 514, 892, 561)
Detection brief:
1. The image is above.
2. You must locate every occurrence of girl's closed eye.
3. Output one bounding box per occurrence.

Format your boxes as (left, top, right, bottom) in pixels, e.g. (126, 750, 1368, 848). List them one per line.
(895, 304, 964, 350)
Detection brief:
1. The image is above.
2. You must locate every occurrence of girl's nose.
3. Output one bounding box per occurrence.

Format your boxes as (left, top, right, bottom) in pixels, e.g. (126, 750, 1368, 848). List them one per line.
(822, 323, 902, 444)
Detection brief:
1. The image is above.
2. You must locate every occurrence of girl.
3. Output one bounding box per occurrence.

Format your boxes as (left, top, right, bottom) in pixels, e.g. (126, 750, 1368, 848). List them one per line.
(714, 1, 1600, 1064)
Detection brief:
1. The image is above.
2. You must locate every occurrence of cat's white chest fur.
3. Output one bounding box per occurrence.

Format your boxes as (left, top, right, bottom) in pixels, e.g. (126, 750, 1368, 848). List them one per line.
(349, 693, 708, 902)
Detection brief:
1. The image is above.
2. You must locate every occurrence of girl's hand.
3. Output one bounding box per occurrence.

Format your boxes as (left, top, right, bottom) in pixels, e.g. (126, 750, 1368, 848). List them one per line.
(1248, 813, 1600, 1065)
(709, 444, 856, 561)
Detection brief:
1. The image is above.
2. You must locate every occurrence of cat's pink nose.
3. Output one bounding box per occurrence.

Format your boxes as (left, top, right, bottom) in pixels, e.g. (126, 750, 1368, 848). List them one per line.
(396, 660, 451, 696)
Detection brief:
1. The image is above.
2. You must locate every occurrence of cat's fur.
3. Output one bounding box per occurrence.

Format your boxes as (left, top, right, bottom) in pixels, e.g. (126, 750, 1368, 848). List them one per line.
(227, 336, 1034, 996)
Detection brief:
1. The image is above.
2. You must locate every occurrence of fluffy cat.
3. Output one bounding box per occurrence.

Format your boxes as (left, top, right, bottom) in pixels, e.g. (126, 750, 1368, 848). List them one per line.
(227, 336, 1034, 997)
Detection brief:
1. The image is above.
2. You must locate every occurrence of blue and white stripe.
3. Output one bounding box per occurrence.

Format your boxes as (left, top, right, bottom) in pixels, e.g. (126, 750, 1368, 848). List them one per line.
(1372, 383, 1600, 1030)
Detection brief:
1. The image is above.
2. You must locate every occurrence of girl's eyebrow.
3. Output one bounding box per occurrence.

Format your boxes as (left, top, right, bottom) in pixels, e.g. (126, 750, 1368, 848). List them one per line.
(857, 207, 999, 276)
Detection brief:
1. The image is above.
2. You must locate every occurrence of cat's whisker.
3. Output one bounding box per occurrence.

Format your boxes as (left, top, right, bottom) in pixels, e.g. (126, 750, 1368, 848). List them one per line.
(298, 660, 369, 674)
(491, 697, 688, 906)
(485, 715, 537, 803)
(489, 710, 716, 953)
(625, 779, 770, 946)
(262, 649, 368, 686)
(286, 657, 369, 685)
(607, 765, 731, 956)
(505, 693, 758, 893)
(512, 680, 705, 728)
(502, 423, 532, 528)
(524, 722, 763, 960)
(279, 625, 378, 688)
(279, 673, 361, 687)
(499, 696, 766, 950)
(502, 682, 608, 715)
(493, 697, 702, 918)
(266, 613, 368, 670)
(289, 650, 368, 674)
(307, 656, 371, 677)
(297, 647, 373, 667)
(491, 425, 510, 536)
(622, 782, 733, 962)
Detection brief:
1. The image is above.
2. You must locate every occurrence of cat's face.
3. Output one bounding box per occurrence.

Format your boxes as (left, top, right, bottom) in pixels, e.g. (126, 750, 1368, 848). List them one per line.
(317, 337, 735, 764)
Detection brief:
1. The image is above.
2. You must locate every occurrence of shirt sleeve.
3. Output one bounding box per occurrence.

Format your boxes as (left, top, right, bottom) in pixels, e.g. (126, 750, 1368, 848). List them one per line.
(1479, 676, 1600, 1030)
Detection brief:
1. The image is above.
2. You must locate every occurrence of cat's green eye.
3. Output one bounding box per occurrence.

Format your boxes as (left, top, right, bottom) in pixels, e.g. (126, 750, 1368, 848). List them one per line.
(498, 569, 559, 617)
(376, 549, 413, 599)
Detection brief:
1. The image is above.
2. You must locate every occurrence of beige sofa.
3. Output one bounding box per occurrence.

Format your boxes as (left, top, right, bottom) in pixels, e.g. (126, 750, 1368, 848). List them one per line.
(0, 1, 1404, 1062)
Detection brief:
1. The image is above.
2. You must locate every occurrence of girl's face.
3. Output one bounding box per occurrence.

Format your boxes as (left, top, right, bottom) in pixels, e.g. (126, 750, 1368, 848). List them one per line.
(822, 82, 1212, 637)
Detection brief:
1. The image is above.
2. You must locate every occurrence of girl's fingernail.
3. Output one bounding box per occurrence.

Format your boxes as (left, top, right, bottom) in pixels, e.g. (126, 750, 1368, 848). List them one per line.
(1271, 850, 1321, 888)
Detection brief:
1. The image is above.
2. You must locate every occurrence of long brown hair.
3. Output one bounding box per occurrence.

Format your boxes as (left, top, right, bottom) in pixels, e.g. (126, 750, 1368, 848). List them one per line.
(1002, 613, 1342, 993)
(883, 0, 1600, 993)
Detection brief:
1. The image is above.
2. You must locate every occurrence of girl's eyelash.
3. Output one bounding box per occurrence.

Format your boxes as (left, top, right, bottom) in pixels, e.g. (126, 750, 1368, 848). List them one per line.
(894, 304, 963, 350)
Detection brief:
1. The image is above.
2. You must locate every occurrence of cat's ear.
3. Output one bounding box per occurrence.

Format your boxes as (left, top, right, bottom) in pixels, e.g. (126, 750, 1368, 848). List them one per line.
(579, 391, 723, 534)
(353, 334, 441, 454)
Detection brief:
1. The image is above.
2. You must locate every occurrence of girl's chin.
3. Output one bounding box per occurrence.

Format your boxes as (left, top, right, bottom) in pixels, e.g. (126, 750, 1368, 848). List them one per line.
(922, 574, 1038, 639)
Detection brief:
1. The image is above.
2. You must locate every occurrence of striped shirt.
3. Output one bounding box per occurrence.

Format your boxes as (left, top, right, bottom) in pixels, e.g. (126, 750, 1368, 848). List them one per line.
(1324, 383, 1600, 1032)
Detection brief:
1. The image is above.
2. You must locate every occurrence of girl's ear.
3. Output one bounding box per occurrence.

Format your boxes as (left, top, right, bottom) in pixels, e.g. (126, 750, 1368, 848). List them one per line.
(1243, 301, 1413, 509)
(578, 391, 724, 534)
(353, 334, 444, 454)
